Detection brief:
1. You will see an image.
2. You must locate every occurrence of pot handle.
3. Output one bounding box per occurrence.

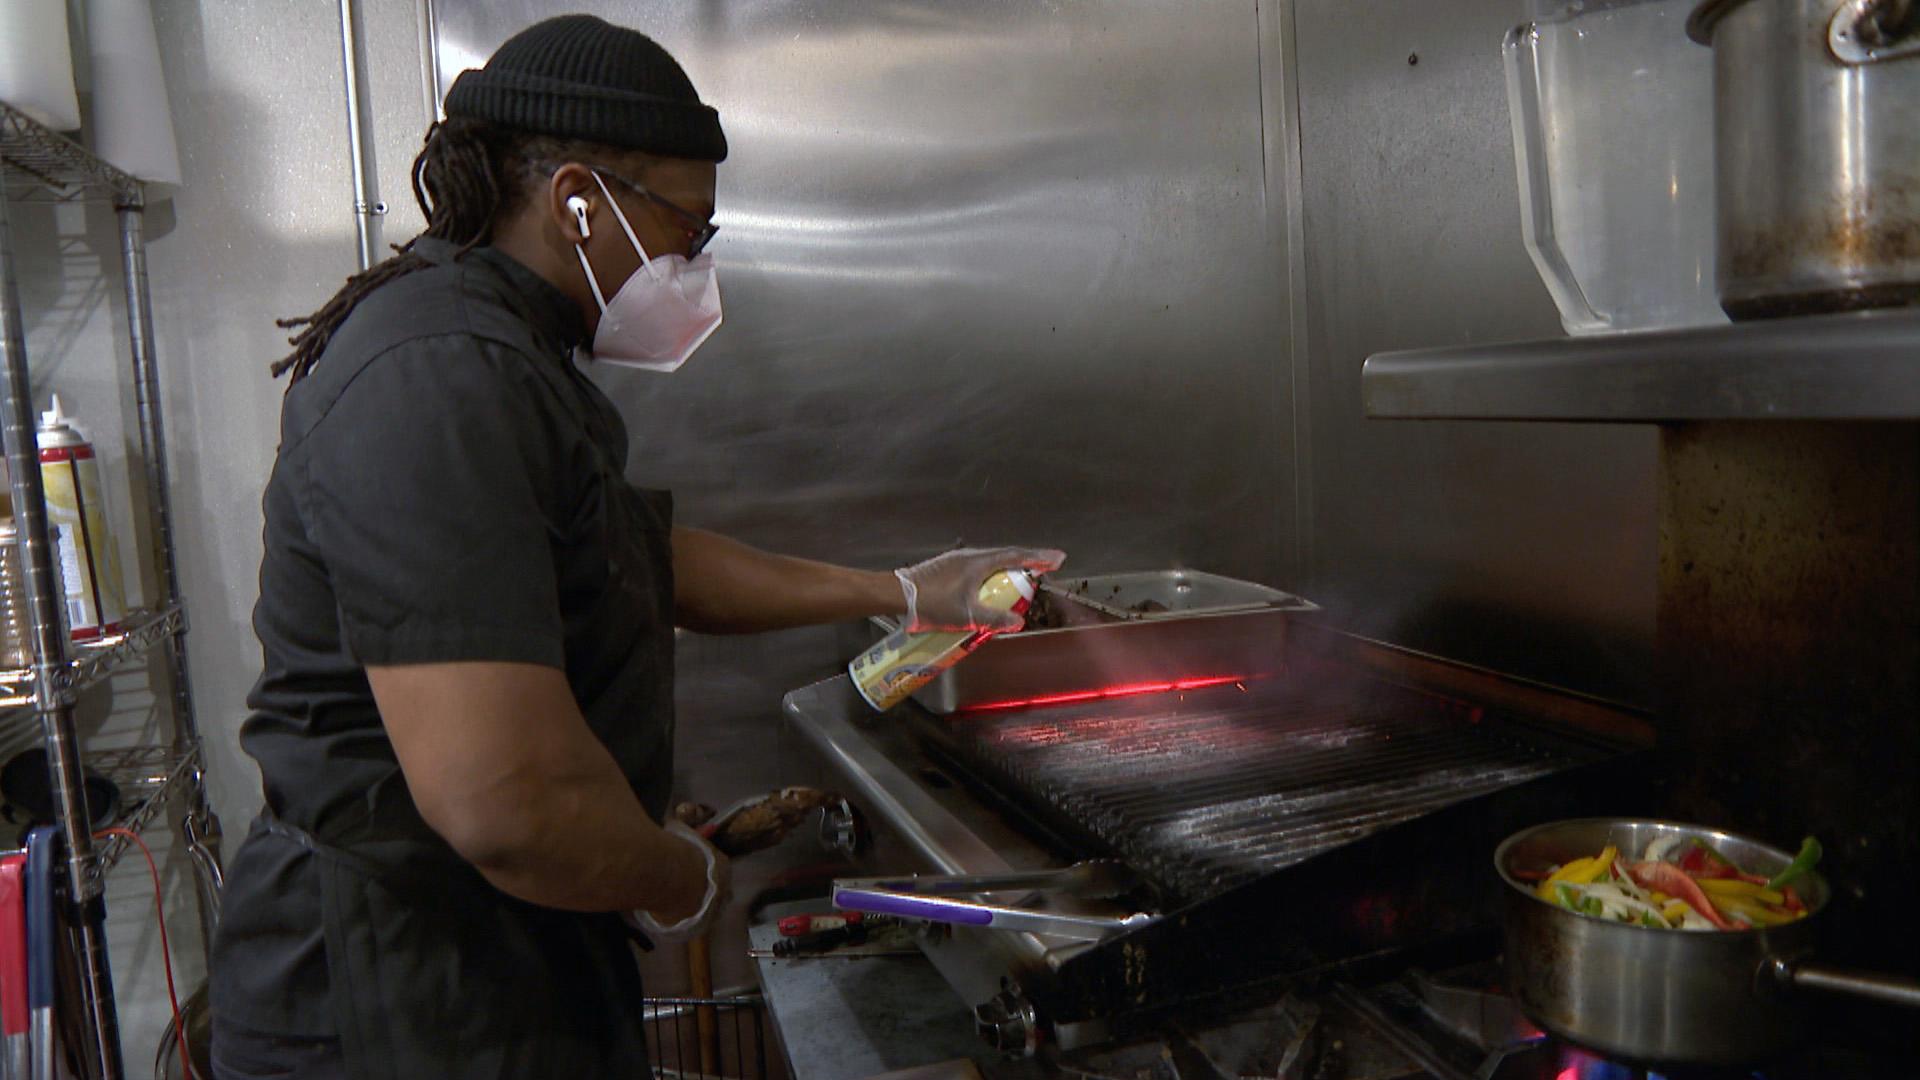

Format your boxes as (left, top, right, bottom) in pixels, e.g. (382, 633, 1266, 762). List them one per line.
(1830, 0, 1920, 64)
(1769, 957, 1920, 1009)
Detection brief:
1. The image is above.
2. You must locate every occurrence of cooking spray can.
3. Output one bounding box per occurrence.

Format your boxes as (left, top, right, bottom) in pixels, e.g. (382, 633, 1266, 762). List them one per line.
(849, 570, 1036, 712)
(37, 397, 124, 640)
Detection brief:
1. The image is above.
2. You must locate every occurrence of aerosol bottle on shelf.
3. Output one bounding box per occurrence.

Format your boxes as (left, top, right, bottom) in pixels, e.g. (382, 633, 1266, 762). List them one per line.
(848, 570, 1035, 712)
(36, 396, 125, 641)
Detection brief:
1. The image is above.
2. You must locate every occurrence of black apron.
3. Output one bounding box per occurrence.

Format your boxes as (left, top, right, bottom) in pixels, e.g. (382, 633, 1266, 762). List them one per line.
(254, 813, 647, 1079)
(219, 472, 676, 1079)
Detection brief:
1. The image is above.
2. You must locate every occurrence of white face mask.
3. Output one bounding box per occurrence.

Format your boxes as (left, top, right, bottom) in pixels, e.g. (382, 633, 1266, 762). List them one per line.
(573, 171, 722, 372)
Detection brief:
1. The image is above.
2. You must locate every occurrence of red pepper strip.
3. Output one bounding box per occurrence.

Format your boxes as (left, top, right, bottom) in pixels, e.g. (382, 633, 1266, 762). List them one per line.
(1511, 867, 1551, 882)
(1628, 861, 1738, 930)
(1677, 846, 1711, 875)
(1782, 885, 1805, 913)
(1680, 851, 1736, 879)
(1679, 847, 1741, 880)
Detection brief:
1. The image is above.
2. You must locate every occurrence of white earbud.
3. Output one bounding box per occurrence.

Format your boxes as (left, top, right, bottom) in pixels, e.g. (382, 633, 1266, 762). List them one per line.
(567, 195, 592, 239)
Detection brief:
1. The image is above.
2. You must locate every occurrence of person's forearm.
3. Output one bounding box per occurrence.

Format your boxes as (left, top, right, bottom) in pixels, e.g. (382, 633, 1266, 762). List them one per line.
(673, 526, 903, 633)
(442, 757, 708, 915)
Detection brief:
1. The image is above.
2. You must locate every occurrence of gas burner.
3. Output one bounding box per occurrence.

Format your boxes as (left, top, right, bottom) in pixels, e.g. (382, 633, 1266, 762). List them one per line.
(1390, 961, 1914, 1080)
(1540, 1046, 1766, 1080)
(1043, 961, 1915, 1080)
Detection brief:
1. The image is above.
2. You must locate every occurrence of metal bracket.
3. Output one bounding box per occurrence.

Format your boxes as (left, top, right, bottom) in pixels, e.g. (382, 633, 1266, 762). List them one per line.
(973, 988, 1041, 1057)
(817, 797, 863, 858)
(1830, 0, 1920, 63)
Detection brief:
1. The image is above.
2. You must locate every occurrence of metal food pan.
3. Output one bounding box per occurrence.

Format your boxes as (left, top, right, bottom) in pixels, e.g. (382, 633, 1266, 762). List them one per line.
(1043, 569, 1313, 620)
(872, 571, 1318, 715)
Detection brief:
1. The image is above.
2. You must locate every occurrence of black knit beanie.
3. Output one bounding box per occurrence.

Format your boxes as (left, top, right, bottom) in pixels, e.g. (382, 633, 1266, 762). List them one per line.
(444, 15, 727, 162)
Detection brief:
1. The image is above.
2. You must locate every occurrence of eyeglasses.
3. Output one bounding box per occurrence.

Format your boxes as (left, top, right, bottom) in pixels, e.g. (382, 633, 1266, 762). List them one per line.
(538, 162, 719, 257)
(595, 168, 719, 257)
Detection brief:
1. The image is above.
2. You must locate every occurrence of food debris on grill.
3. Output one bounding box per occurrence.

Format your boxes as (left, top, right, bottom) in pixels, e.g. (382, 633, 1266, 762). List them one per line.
(1015, 579, 1132, 632)
(1018, 587, 1061, 630)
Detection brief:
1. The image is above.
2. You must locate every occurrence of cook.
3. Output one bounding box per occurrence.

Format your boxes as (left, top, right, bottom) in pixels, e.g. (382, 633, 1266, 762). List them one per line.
(206, 15, 1063, 1079)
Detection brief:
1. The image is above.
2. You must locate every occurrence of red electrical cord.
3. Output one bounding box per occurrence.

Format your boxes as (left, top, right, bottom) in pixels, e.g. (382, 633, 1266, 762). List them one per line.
(94, 827, 192, 1080)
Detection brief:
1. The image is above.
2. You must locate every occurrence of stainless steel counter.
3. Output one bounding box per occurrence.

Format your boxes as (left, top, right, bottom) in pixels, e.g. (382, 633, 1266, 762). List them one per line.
(1362, 307, 1920, 422)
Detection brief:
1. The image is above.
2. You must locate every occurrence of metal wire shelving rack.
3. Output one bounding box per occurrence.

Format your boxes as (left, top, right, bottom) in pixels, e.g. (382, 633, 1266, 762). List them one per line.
(1, 99, 222, 1080)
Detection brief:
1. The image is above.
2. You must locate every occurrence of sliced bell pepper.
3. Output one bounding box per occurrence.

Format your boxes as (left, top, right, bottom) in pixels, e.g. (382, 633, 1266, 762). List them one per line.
(1681, 840, 1740, 879)
(1766, 837, 1822, 891)
(1536, 846, 1617, 899)
(1697, 878, 1786, 905)
(1627, 860, 1737, 930)
(1710, 894, 1793, 928)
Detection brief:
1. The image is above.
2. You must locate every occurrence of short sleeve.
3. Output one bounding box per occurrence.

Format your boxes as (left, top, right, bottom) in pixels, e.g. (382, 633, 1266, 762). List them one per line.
(301, 340, 569, 668)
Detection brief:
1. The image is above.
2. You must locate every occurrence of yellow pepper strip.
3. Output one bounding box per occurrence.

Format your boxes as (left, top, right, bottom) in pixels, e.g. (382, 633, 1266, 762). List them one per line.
(1570, 847, 1619, 885)
(1535, 846, 1619, 899)
(1698, 879, 1785, 905)
(1661, 899, 1693, 923)
(1538, 858, 1595, 898)
(1709, 894, 1793, 927)
(1649, 890, 1671, 905)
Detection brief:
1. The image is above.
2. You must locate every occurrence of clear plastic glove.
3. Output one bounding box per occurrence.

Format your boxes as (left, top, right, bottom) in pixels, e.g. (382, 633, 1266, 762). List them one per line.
(896, 546, 1067, 633)
(628, 821, 733, 944)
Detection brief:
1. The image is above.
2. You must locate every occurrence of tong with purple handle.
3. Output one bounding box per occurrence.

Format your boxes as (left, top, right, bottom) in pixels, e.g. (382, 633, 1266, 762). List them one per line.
(831, 861, 1156, 942)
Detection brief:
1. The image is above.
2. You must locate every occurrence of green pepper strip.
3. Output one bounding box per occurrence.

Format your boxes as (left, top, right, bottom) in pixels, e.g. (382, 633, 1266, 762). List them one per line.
(1766, 837, 1823, 891)
(1691, 838, 1738, 869)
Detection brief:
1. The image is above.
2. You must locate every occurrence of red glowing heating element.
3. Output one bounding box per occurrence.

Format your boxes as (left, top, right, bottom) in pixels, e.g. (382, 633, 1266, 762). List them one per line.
(964, 675, 1249, 713)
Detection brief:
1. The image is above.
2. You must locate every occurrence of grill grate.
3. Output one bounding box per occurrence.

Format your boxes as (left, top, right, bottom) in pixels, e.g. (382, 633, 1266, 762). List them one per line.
(942, 676, 1612, 901)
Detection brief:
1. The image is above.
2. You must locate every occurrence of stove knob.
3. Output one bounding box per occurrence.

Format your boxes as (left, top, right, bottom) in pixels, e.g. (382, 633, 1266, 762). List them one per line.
(973, 990, 1040, 1056)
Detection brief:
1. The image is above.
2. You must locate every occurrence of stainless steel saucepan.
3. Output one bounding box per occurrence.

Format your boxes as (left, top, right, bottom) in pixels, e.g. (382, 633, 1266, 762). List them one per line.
(1689, 0, 1920, 318)
(1496, 818, 1920, 1066)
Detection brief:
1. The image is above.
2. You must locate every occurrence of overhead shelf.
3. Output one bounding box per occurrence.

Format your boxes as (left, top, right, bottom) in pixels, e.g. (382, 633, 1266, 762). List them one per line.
(0, 99, 141, 205)
(1362, 308, 1920, 423)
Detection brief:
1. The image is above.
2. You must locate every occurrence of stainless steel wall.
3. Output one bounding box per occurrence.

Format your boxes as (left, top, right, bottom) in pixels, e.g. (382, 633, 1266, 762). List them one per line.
(436, 0, 1296, 583)
(1289, 0, 1656, 701)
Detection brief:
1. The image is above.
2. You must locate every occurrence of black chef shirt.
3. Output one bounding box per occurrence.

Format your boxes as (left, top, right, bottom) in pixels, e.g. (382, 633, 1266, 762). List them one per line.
(210, 238, 678, 1042)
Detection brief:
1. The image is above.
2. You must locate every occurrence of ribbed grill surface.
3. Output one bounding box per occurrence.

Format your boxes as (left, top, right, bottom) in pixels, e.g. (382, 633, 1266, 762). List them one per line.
(946, 679, 1606, 900)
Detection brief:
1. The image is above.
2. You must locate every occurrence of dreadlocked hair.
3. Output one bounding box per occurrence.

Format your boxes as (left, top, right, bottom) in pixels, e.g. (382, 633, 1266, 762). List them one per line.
(272, 117, 627, 383)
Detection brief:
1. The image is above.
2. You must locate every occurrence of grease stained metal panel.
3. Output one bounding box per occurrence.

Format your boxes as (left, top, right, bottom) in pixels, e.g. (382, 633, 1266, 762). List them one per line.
(941, 678, 1612, 902)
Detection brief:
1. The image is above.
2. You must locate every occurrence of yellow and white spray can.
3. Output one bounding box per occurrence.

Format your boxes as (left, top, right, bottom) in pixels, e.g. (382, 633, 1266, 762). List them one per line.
(849, 570, 1035, 712)
(37, 396, 125, 640)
